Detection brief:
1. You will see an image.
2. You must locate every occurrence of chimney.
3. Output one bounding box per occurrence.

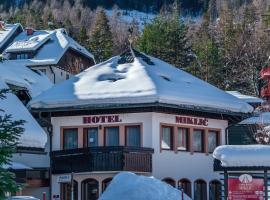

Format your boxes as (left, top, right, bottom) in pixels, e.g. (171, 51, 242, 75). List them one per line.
(25, 28, 34, 36)
(0, 21, 5, 30)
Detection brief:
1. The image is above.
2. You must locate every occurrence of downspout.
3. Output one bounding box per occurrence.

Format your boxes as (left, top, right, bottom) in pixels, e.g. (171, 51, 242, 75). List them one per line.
(39, 112, 53, 200)
(49, 66, 56, 84)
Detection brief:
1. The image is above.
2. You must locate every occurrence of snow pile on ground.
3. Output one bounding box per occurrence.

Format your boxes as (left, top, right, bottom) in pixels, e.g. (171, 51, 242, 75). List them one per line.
(213, 145, 270, 167)
(29, 52, 253, 114)
(226, 91, 263, 104)
(239, 112, 270, 125)
(99, 172, 191, 200)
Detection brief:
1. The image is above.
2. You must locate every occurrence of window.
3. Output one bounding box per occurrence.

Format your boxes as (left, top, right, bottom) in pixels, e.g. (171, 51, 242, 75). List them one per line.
(86, 128, 99, 147)
(81, 179, 99, 200)
(208, 131, 219, 153)
(66, 74, 70, 80)
(161, 126, 173, 150)
(209, 180, 221, 200)
(16, 53, 29, 59)
(193, 130, 204, 152)
(177, 128, 189, 151)
(63, 128, 78, 150)
(126, 126, 141, 147)
(102, 178, 113, 192)
(162, 178, 176, 187)
(178, 179, 191, 198)
(194, 180, 207, 200)
(61, 181, 78, 200)
(105, 127, 119, 146)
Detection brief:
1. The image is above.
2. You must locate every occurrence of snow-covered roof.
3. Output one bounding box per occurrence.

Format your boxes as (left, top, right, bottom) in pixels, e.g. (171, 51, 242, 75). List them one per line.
(3, 161, 32, 170)
(226, 91, 263, 104)
(213, 145, 270, 167)
(5, 28, 94, 66)
(0, 60, 53, 97)
(0, 23, 22, 50)
(0, 60, 52, 148)
(28, 50, 253, 114)
(239, 112, 270, 125)
(99, 172, 191, 200)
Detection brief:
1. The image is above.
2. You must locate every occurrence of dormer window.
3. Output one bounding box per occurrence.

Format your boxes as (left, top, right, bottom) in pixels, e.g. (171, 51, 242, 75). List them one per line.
(7, 84, 31, 105)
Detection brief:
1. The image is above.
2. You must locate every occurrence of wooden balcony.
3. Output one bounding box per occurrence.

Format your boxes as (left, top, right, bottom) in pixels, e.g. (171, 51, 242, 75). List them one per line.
(51, 146, 154, 174)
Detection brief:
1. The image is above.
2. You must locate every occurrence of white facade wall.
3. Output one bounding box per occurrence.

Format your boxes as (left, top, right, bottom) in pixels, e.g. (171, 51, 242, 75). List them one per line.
(51, 112, 228, 200)
(31, 66, 72, 84)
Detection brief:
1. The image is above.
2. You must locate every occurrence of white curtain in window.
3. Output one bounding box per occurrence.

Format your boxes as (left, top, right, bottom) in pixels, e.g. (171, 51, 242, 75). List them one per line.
(193, 130, 203, 152)
(208, 131, 217, 152)
(162, 127, 172, 149)
(178, 128, 188, 150)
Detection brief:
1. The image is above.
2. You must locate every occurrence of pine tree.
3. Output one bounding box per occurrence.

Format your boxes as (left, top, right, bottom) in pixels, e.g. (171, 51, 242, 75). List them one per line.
(137, 7, 192, 69)
(89, 9, 113, 63)
(0, 89, 24, 198)
(78, 26, 88, 46)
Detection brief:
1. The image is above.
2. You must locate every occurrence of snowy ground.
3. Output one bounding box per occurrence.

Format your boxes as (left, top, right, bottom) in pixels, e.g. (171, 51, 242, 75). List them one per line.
(99, 172, 191, 200)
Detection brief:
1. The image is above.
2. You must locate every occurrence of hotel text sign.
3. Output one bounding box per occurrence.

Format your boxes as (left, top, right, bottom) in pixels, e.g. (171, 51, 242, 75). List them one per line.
(175, 116, 208, 126)
(83, 115, 122, 124)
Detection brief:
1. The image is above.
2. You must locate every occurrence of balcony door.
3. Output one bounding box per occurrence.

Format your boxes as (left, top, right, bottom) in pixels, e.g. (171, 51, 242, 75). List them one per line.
(86, 128, 99, 147)
(81, 178, 99, 200)
(104, 127, 119, 146)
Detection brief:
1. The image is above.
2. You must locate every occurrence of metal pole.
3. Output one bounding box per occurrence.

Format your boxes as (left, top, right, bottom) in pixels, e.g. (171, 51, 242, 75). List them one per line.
(224, 170, 228, 200)
(71, 172, 74, 200)
(264, 170, 268, 200)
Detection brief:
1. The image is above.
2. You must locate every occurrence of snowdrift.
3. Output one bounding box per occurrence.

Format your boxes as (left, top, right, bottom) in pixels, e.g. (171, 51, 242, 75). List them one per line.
(99, 172, 191, 200)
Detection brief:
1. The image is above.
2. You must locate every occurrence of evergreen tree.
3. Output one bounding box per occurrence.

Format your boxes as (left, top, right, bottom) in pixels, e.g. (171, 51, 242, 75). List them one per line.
(137, 8, 192, 68)
(0, 89, 24, 198)
(190, 13, 224, 87)
(89, 9, 113, 63)
(78, 26, 88, 45)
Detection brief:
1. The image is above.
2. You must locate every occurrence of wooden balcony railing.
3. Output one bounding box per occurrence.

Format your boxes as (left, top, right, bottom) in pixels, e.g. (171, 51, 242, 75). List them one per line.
(51, 146, 154, 174)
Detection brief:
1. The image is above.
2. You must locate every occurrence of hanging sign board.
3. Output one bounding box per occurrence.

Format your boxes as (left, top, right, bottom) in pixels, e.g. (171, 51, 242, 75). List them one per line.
(57, 174, 72, 183)
(228, 174, 264, 200)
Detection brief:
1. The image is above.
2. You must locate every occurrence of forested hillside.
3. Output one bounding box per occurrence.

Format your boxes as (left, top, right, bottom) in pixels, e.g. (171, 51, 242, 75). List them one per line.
(0, 0, 270, 96)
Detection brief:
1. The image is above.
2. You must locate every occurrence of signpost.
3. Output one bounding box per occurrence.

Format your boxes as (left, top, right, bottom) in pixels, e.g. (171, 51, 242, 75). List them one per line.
(228, 174, 264, 200)
(57, 173, 74, 200)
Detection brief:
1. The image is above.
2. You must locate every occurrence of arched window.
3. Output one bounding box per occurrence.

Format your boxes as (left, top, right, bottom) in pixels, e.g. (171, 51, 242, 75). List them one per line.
(194, 179, 207, 200)
(209, 180, 221, 200)
(102, 178, 113, 192)
(61, 181, 78, 200)
(81, 178, 99, 200)
(162, 178, 176, 187)
(178, 179, 192, 198)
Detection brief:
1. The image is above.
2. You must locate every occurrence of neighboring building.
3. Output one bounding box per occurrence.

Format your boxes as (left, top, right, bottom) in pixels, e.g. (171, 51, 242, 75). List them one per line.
(226, 91, 263, 108)
(0, 60, 53, 199)
(0, 23, 95, 84)
(28, 49, 253, 200)
(0, 22, 23, 53)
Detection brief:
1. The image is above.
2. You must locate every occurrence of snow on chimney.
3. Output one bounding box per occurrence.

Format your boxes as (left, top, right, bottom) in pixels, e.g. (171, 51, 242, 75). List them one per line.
(25, 28, 34, 36)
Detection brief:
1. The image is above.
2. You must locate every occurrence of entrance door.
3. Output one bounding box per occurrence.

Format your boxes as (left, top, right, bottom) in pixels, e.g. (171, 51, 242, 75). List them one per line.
(81, 179, 99, 200)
